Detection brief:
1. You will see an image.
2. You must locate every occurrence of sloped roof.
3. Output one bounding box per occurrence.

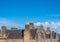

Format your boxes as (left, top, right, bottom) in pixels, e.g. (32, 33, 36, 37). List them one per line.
(6, 30, 24, 39)
(6, 29, 36, 39)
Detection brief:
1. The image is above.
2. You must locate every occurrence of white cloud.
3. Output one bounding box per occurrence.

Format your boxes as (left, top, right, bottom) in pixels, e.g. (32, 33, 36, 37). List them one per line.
(35, 22, 50, 28)
(0, 18, 23, 29)
(0, 18, 60, 30)
(51, 22, 58, 28)
(34, 22, 44, 26)
(35, 22, 60, 29)
(35, 22, 60, 33)
(44, 22, 50, 27)
(57, 22, 60, 28)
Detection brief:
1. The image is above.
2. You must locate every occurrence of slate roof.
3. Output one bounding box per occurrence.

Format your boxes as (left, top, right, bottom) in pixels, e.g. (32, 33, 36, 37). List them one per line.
(6, 30, 24, 39)
(6, 29, 37, 39)
(1, 29, 36, 39)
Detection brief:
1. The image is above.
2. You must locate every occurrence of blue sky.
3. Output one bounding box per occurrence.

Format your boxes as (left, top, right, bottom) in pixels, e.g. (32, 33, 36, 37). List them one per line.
(0, 0, 60, 33)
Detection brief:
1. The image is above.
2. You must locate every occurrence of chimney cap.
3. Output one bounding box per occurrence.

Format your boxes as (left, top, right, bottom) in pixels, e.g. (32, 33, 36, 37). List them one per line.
(29, 21, 33, 23)
(26, 22, 29, 25)
(12, 24, 16, 28)
(11, 24, 17, 30)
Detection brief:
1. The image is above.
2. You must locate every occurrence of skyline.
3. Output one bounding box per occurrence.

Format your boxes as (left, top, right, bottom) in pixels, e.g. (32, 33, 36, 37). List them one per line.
(0, 0, 60, 33)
